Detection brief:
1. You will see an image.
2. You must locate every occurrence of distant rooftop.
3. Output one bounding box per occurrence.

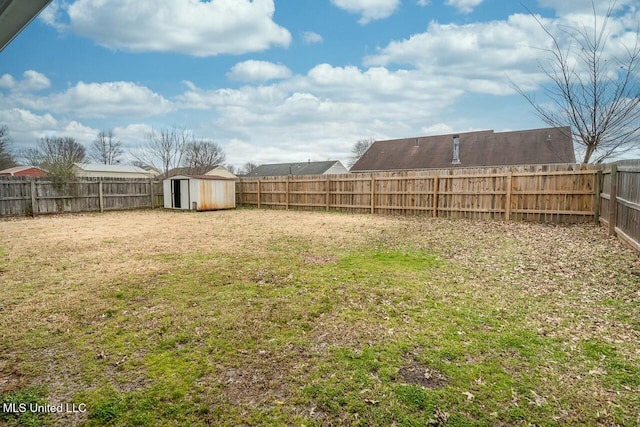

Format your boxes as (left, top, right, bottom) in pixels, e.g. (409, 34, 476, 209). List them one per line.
(350, 127, 576, 172)
(0, 166, 45, 175)
(245, 160, 346, 177)
(75, 163, 154, 174)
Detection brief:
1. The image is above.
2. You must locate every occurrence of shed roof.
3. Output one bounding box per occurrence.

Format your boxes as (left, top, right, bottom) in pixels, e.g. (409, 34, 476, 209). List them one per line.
(350, 127, 576, 172)
(165, 174, 236, 181)
(245, 160, 343, 177)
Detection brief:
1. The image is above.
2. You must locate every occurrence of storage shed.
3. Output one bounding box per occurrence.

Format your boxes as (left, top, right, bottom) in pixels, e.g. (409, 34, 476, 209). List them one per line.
(163, 175, 235, 211)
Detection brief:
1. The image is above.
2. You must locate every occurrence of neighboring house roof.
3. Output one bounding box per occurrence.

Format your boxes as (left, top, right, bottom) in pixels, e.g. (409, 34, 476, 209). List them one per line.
(74, 163, 157, 175)
(205, 165, 237, 179)
(245, 161, 347, 177)
(350, 127, 576, 172)
(0, 166, 47, 176)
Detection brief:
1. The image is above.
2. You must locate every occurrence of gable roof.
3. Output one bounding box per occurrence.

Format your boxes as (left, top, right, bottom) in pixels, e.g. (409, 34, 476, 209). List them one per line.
(164, 166, 232, 178)
(74, 163, 154, 174)
(204, 165, 237, 179)
(0, 166, 46, 175)
(245, 161, 345, 177)
(165, 174, 236, 181)
(350, 127, 576, 172)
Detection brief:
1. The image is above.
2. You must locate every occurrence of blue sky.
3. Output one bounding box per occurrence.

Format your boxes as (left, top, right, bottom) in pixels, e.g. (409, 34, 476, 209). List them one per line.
(0, 0, 638, 169)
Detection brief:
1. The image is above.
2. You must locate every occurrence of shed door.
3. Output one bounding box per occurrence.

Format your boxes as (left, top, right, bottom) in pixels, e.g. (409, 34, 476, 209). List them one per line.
(172, 179, 182, 208)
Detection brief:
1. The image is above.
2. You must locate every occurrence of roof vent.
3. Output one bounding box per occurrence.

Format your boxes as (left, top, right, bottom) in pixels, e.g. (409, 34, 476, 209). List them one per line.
(546, 133, 552, 142)
(452, 135, 461, 165)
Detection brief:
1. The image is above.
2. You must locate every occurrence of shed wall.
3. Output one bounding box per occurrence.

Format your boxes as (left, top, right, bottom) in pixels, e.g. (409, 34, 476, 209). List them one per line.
(163, 180, 171, 208)
(194, 179, 235, 210)
(163, 176, 235, 211)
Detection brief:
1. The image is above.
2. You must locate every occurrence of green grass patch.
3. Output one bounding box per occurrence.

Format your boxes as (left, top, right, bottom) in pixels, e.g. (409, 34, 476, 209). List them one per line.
(0, 388, 50, 427)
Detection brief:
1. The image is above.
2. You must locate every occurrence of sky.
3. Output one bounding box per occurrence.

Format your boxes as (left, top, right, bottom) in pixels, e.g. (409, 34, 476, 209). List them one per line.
(0, 0, 639, 170)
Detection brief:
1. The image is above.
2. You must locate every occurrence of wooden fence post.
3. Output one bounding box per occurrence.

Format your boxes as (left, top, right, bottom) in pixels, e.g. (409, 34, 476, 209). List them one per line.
(432, 175, 439, 218)
(371, 176, 376, 214)
(257, 180, 261, 209)
(286, 176, 290, 210)
(593, 170, 602, 223)
(608, 164, 618, 235)
(505, 172, 513, 221)
(98, 180, 104, 213)
(30, 180, 37, 217)
(149, 179, 154, 209)
(325, 175, 330, 211)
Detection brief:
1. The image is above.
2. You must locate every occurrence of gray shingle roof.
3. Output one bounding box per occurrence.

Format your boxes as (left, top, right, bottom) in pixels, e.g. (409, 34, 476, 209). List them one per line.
(245, 161, 342, 177)
(350, 127, 576, 172)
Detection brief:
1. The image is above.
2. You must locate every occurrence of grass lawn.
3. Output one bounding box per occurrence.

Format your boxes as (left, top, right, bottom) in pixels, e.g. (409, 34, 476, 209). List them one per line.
(1, 208, 639, 426)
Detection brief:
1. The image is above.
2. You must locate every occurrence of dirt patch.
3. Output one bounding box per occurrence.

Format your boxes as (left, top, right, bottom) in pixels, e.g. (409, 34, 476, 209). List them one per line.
(0, 369, 24, 393)
(303, 255, 338, 265)
(397, 360, 447, 389)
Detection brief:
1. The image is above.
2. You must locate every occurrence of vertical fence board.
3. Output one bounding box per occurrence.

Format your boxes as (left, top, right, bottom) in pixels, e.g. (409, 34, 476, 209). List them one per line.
(236, 164, 599, 224)
(0, 177, 163, 216)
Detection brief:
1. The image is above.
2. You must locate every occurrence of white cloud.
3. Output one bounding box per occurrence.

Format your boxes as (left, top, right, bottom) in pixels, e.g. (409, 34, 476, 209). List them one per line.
(36, 81, 173, 118)
(0, 108, 99, 152)
(420, 123, 455, 135)
(302, 31, 323, 44)
(174, 62, 464, 167)
(0, 71, 51, 92)
(417, 0, 430, 6)
(112, 123, 153, 152)
(0, 75, 16, 90)
(330, 0, 400, 24)
(364, 14, 555, 93)
(38, 1, 66, 30)
(60, 120, 99, 143)
(0, 108, 57, 132)
(227, 60, 292, 83)
(47, 0, 291, 56)
(21, 71, 51, 92)
(445, 0, 483, 14)
(0, 72, 173, 121)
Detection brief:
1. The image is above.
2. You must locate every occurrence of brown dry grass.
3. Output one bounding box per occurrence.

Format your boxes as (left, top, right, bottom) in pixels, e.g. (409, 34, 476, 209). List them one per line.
(1, 208, 638, 426)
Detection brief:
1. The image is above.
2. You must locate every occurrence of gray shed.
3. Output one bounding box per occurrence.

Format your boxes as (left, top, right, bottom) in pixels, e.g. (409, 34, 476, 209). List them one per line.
(163, 175, 236, 211)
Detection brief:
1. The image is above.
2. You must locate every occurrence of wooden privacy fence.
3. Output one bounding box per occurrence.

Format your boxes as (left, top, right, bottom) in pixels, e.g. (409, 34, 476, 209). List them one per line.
(599, 160, 640, 253)
(0, 177, 164, 217)
(237, 164, 599, 224)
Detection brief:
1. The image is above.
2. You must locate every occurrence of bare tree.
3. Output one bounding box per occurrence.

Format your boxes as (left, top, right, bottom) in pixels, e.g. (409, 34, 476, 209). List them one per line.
(182, 140, 226, 174)
(240, 161, 258, 175)
(132, 126, 189, 176)
(90, 129, 122, 165)
(514, 1, 640, 163)
(0, 125, 16, 169)
(22, 136, 86, 181)
(349, 138, 375, 168)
